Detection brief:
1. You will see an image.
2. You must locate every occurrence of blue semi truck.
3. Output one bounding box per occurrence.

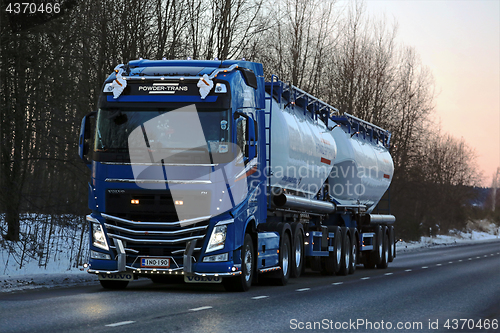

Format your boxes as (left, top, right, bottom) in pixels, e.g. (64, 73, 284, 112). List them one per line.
(79, 59, 396, 291)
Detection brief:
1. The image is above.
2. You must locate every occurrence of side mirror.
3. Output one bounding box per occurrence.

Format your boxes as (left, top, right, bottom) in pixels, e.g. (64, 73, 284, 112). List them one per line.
(78, 111, 96, 166)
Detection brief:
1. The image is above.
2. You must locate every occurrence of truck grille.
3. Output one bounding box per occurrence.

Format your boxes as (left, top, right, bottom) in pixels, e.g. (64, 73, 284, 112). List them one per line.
(103, 190, 211, 268)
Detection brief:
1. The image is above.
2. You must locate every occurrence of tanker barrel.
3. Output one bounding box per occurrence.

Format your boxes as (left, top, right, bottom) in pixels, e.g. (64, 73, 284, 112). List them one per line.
(273, 193, 336, 214)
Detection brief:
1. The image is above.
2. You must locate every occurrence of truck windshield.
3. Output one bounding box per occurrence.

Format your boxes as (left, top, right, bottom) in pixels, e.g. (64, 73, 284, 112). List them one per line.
(94, 108, 231, 160)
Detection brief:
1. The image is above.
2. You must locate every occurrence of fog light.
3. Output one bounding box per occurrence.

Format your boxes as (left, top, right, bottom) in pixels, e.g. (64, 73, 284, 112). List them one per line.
(203, 253, 229, 262)
(131, 199, 139, 205)
(91, 250, 111, 260)
(174, 200, 184, 205)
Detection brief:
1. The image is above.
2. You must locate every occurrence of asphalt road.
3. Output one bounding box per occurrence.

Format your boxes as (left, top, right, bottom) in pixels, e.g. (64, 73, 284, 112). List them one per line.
(1, 240, 499, 333)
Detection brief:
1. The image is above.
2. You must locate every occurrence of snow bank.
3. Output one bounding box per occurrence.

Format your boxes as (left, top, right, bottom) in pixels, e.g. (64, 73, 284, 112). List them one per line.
(397, 220, 500, 252)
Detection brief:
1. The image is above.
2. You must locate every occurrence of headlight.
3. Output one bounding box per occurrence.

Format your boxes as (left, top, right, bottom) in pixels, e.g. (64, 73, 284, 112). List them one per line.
(206, 224, 228, 253)
(87, 215, 109, 251)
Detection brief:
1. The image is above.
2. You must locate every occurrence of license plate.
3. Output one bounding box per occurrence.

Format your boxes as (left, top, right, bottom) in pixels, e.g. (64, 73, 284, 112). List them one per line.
(141, 257, 170, 268)
(98, 273, 134, 281)
(184, 274, 222, 284)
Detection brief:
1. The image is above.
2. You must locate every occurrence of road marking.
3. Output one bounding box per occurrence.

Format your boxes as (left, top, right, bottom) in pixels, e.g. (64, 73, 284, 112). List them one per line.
(491, 254, 495, 256)
(361, 277, 370, 280)
(105, 321, 135, 327)
(458, 260, 463, 262)
(436, 264, 442, 266)
(422, 266, 428, 269)
(384, 273, 393, 276)
(405, 269, 412, 272)
(448, 261, 453, 264)
(189, 306, 213, 312)
(476, 256, 481, 259)
(296, 288, 310, 292)
(252, 296, 269, 300)
(332, 282, 343, 285)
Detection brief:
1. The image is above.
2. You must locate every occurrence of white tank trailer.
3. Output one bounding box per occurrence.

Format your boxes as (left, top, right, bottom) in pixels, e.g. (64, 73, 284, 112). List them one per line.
(267, 95, 394, 214)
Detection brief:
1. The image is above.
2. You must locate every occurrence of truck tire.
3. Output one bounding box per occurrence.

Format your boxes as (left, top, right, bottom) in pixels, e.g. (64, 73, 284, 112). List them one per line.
(99, 280, 129, 290)
(338, 227, 350, 276)
(274, 232, 292, 286)
(377, 227, 389, 269)
(364, 224, 383, 269)
(291, 223, 305, 278)
(223, 233, 254, 292)
(388, 225, 395, 262)
(320, 226, 341, 275)
(349, 229, 358, 274)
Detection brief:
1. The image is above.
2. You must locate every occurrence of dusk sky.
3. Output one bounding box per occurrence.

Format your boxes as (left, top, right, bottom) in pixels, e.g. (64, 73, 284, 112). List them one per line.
(364, 0, 500, 186)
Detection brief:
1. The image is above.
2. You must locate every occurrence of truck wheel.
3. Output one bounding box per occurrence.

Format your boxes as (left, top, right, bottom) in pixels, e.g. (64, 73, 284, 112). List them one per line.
(99, 280, 129, 290)
(338, 227, 350, 276)
(223, 233, 254, 292)
(349, 230, 358, 274)
(377, 229, 389, 269)
(291, 223, 304, 278)
(320, 226, 341, 276)
(365, 224, 383, 268)
(388, 226, 395, 262)
(274, 232, 292, 285)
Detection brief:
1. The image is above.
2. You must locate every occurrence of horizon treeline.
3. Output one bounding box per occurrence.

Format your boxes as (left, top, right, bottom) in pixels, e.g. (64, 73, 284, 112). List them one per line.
(1, 0, 487, 242)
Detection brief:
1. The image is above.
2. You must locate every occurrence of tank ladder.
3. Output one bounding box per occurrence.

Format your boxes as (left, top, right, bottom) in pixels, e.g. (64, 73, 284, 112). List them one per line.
(264, 75, 279, 209)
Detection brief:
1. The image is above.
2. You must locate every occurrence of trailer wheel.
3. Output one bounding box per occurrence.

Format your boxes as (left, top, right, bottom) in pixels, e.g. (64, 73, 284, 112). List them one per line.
(274, 232, 292, 286)
(291, 223, 304, 278)
(365, 224, 383, 269)
(338, 227, 350, 276)
(388, 226, 395, 262)
(321, 226, 341, 275)
(223, 233, 254, 292)
(377, 228, 389, 269)
(349, 230, 358, 274)
(99, 280, 129, 290)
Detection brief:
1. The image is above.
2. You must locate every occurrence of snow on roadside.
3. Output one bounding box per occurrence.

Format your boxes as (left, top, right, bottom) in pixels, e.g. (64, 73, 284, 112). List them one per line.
(397, 221, 500, 252)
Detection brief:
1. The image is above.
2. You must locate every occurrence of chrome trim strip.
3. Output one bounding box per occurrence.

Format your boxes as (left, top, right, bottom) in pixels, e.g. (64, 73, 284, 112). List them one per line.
(104, 223, 208, 236)
(123, 76, 201, 81)
(107, 233, 205, 244)
(101, 213, 211, 228)
(105, 178, 212, 184)
(110, 245, 140, 254)
(171, 247, 201, 255)
(209, 64, 239, 79)
(101, 162, 218, 166)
